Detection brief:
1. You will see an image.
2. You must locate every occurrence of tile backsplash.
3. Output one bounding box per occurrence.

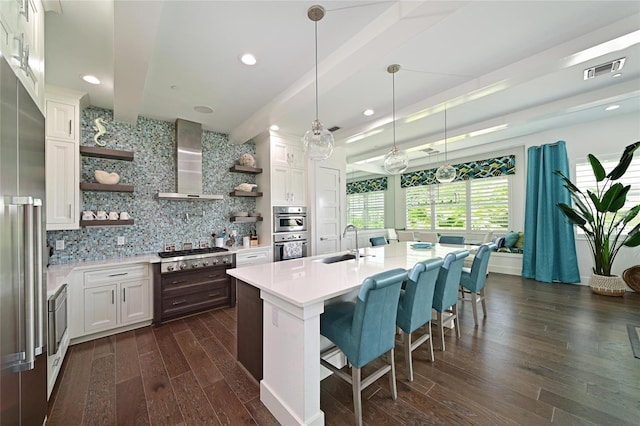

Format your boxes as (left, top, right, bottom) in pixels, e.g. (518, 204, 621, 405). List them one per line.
(47, 107, 259, 264)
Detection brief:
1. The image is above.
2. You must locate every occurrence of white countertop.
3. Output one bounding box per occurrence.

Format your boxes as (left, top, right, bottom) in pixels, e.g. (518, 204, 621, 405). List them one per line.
(227, 242, 473, 308)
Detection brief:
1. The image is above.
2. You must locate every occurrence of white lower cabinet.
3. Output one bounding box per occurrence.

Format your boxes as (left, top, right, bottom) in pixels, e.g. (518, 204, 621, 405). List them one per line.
(72, 263, 151, 339)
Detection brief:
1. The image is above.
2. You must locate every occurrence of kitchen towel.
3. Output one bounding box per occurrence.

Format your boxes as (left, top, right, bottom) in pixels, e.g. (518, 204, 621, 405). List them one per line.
(282, 241, 303, 260)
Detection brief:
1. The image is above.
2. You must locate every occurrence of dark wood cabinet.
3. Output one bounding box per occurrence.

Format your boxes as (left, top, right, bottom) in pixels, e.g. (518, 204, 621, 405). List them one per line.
(236, 279, 263, 381)
(153, 264, 235, 325)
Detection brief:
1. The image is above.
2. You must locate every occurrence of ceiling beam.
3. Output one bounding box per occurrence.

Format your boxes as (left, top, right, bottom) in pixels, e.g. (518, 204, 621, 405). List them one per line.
(112, 1, 164, 124)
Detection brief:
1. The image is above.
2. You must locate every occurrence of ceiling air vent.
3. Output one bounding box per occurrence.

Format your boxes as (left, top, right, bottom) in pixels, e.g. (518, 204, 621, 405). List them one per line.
(583, 57, 626, 80)
(328, 126, 341, 132)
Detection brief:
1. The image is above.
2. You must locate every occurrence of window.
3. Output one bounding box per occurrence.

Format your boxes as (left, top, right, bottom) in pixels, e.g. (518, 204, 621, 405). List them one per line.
(347, 191, 385, 229)
(575, 155, 640, 233)
(405, 176, 510, 231)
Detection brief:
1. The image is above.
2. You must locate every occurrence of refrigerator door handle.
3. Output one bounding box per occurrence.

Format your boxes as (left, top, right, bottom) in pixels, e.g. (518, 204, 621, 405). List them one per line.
(12, 196, 36, 370)
(34, 199, 44, 355)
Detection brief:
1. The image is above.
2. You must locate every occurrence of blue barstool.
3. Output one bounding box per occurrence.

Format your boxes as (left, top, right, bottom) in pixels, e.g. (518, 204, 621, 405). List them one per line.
(432, 250, 469, 351)
(369, 236, 387, 246)
(460, 243, 497, 326)
(320, 268, 408, 426)
(439, 235, 465, 244)
(396, 257, 443, 381)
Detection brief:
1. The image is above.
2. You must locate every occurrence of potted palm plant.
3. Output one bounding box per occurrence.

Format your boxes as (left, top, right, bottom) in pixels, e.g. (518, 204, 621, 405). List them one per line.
(556, 141, 640, 296)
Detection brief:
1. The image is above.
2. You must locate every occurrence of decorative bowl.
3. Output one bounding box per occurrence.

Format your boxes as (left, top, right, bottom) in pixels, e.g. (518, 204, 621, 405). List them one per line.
(95, 170, 120, 185)
(232, 211, 249, 217)
(239, 153, 256, 167)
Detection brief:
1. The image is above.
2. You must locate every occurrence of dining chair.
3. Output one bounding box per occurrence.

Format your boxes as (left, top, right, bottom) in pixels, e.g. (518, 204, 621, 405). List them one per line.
(432, 250, 469, 351)
(320, 268, 408, 426)
(439, 235, 465, 245)
(416, 231, 438, 244)
(369, 236, 387, 246)
(460, 243, 497, 326)
(397, 230, 415, 242)
(396, 257, 443, 381)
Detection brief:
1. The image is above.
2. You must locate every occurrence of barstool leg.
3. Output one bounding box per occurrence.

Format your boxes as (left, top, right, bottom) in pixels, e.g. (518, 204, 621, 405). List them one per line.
(437, 311, 445, 351)
(452, 305, 460, 338)
(403, 331, 413, 381)
(352, 367, 363, 426)
(471, 292, 479, 326)
(427, 323, 434, 361)
(480, 288, 487, 318)
(389, 349, 398, 400)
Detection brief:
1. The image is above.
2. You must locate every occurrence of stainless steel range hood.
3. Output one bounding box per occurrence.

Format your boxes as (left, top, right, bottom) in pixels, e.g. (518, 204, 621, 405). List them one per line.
(157, 119, 223, 201)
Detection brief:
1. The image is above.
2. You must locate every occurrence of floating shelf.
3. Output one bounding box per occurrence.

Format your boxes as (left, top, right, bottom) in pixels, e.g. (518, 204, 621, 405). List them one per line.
(80, 183, 134, 192)
(230, 216, 263, 223)
(80, 219, 134, 227)
(229, 165, 262, 174)
(79, 146, 134, 161)
(229, 191, 262, 197)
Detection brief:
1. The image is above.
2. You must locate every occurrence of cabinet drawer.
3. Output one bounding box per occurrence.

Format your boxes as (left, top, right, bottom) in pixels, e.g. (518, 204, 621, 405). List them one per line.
(84, 264, 148, 287)
(162, 279, 229, 299)
(236, 249, 271, 266)
(161, 282, 230, 320)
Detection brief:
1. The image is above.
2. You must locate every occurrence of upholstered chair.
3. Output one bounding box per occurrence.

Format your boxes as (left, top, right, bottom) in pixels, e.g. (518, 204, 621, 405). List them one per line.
(416, 231, 438, 244)
(460, 243, 497, 326)
(320, 268, 408, 426)
(397, 230, 415, 242)
(438, 235, 465, 244)
(369, 236, 387, 246)
(432, 250, 469, 351)
(396, 257, 444, 381)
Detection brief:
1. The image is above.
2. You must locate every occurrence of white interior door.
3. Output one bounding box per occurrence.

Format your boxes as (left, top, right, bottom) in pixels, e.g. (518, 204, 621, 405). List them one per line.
(315, 166, 340, 255)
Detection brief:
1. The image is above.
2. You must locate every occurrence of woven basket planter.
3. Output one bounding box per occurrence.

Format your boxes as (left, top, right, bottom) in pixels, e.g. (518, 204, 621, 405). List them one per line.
(590, 274, 626, 296)
(622, 266, 640, 293)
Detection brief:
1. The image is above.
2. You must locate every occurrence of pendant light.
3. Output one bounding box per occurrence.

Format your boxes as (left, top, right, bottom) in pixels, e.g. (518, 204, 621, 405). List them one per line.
(435, 105, 456, 183)
(383, 64, 408, 174)
(301, 5, 334, 161)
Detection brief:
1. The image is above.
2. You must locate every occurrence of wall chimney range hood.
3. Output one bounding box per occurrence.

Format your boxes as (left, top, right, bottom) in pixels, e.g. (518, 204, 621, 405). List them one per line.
(157, 119, 223, 201)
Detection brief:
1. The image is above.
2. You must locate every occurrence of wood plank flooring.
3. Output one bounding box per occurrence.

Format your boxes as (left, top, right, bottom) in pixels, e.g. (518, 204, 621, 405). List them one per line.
(47, 273, 640, 425)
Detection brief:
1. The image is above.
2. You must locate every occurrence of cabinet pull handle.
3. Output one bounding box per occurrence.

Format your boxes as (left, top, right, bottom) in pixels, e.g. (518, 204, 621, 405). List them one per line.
(208, 293, 218, 298)
(13, 33, 25, 70)
(68, 203, 72, 218)
(247, 255, 258, 258)
(107, 272, 128, 277)
(171, 279, 187, 285)
(19, 0, 29, 22)
(320, 237, 327, 241)
(207, 274, 220, 278)
(68, 119, 72, 136)
(53, 357, 60, 367)
(123, 288, 126, 302)
(111, 290, 115, 304)
(172, 299, 187, 306)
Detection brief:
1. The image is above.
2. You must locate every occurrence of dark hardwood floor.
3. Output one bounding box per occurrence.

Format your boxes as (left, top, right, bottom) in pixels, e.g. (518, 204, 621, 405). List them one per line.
(47, 273, 640, 425)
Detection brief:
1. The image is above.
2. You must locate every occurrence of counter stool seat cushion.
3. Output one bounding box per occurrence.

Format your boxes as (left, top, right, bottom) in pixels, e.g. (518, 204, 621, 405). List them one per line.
(369, 236, 388, 246)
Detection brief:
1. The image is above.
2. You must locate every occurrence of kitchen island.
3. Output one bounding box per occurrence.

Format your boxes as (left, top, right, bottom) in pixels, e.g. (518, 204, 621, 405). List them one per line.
(227, 242, 473, 426)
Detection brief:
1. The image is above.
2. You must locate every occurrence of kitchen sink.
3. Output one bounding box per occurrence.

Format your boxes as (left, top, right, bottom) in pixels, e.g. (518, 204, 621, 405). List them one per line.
(316, 253, 373, 264)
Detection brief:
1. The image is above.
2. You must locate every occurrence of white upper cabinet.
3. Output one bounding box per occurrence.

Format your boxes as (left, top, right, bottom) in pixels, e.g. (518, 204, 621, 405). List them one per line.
(270, 136, 307, 206)
(46, 101, 76, 140)
(0, 0, 44, 111)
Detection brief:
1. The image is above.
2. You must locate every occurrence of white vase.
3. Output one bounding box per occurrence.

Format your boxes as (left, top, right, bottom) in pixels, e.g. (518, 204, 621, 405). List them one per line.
(590, 273, 626, 296)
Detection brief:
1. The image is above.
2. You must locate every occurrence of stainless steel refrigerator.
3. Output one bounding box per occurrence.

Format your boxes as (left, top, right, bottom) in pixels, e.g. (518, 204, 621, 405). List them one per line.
(0, 54, 47, 424)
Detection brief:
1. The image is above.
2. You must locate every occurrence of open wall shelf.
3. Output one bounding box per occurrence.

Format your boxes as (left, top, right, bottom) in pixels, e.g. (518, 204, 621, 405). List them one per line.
(229, 165, 262, 174)
(80, 146, 134, 161)
(229, 191, 262, 197)
(230, 216, 263, 223)
(80, 183, 134, 192)
(80, 219, 134, 227)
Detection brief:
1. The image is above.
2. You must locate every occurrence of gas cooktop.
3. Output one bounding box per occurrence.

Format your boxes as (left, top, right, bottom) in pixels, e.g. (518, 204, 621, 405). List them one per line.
(157, 247, 229, 259)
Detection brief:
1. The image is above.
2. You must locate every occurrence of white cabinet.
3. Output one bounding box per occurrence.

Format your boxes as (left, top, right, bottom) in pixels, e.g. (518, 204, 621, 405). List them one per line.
(235, 247, 272, 267)
(45, 88, 87, 230)
(46, 101, 75, 140)
(0, 0, 44, 111)
(74, 263, 151, 338)
(46, 139, 77, 227)
(271, 138, 307, 206)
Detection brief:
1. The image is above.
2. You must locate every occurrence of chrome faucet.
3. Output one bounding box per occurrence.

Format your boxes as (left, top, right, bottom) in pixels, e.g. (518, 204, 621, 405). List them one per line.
(342, 224, 360, 260)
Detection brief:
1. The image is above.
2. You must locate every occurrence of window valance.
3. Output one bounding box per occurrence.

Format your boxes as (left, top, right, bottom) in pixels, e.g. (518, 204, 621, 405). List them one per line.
(346, 177, 388, 194)
(400, 155, 515, 188)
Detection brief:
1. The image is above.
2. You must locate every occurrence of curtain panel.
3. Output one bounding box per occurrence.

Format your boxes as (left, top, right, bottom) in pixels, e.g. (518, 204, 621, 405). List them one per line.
(346, 177, 388, 194)
(400, 155, 515, 188)
(522, 141, 580, 283)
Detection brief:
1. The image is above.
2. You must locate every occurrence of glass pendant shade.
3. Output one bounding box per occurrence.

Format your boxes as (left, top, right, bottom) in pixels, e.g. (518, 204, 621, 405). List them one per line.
(435, 163, 456, 183)
(302, 119, 334, 161)
(383, 146, 409, 174)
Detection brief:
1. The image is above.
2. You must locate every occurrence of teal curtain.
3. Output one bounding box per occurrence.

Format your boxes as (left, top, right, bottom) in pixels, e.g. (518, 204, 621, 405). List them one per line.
(522, 141, 580, 283)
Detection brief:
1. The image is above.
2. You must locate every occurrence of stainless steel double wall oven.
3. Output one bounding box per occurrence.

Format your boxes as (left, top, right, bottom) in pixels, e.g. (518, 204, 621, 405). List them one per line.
(273, 206, 308, 262)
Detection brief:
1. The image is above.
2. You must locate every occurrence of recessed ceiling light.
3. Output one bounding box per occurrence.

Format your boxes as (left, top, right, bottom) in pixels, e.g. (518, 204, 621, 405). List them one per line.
(240, 53, 257, 66)
(194, 105, 214, 114)
(269, 124, 279, 131)
(605, 104, 620, 111)
(81, 75, 101, 85)
(363, 109, 374, 116)
(612, 73, 622, 78)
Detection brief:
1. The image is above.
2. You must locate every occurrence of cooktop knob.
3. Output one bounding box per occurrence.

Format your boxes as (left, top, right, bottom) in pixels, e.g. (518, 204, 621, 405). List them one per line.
(179, 263, 187, 270)
(222, 257, 229, 264)
(202, 261, 209, 267)
(166, 265, 174, 272)
(191, 263, 199, 268)
(212, 258, 219, 264)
